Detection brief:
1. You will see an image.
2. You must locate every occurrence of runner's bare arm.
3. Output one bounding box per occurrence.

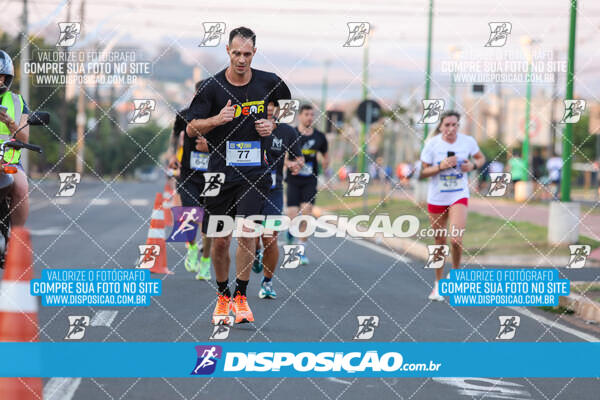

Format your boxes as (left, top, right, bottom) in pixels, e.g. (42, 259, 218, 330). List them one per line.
(320, 152, 330, 170)
(419, 161, 443, 179)
(460, 151, 486, 172)
(186, 99, 235, 138)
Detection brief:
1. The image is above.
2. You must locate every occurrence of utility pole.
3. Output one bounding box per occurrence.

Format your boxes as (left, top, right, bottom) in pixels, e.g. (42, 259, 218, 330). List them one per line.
(19, 0, 29, 172)
(561, 0, 577, 202)
(75, 0, 86, 175)
(59, 0, 72, 167)
(520, 36, 536, 181)
(422, 0, 434, 145)
(358, 31, 371, 175)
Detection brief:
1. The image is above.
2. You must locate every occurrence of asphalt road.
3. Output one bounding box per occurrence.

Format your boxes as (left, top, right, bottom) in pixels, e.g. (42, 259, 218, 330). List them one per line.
(20, 179, 600, 399)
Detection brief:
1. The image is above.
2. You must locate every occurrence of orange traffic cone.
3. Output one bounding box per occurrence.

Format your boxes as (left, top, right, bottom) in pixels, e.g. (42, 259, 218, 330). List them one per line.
(162, 182, 174, 226)
(0, 227, 43, 399)
(148, 193, 171, 274)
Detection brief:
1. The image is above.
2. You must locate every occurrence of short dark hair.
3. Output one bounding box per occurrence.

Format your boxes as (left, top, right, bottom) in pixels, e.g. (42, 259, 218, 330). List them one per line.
(299, 104, 313, 113)
(229, 27, 256, 47)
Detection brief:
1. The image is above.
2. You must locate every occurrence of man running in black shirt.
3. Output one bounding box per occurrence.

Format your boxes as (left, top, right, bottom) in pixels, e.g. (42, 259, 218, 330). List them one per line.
(186, 27, 291, 324)
(285, 104, 329, 265)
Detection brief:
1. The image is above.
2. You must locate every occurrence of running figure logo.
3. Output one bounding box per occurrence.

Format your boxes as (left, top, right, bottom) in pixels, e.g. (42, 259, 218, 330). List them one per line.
(484, 22, 512, 47)
(167, 207, 203, 242)
(65, 315, 90, 340)
(130, 99, 156, 124)
(560, 100, 586, 124)
(496, 315, 520, 340)
(566, 245, 590, 269)
(275, 99, 300, 123)
(56, 22, 81, 47)
(209, 316, 233, 340)
(199, 22, 226, 47)
(343, 22, 370, 47)
(281, 245, 304, 269)
(56, 172, 81, 197)
(419, 99, 445, 124)
(136, 245, 161, 269)
(344, 173, 370, 197)
(425, 245, 449, 269)
(191, 345, 222, 375)
(202, 173, 225, 197)
(487, 173, 511, 197)
(354, 315, 379, 340)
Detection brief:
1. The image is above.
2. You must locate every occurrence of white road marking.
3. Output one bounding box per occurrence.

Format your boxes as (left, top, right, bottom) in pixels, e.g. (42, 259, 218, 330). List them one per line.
(53, 198, 72, 205)
(30, 227, 72, 236)
(130, 199, 150, 206)
(433, 378, 531, 399)
(354, 237, 599, 343)
(327, 377, 352, 385)
(43, 377, 82, 400)
(508, 306, 599, 342)
(90, 310, 118, 327)
(90, 198, 110, 206)
(350, 237, 412, 264)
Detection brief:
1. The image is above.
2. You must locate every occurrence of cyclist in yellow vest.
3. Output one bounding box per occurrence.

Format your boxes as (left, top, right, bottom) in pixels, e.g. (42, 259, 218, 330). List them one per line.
(0, 50, 31, 227)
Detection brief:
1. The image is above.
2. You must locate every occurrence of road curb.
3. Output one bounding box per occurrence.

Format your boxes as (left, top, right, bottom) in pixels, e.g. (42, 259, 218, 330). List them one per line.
(559, 293, 600, 324)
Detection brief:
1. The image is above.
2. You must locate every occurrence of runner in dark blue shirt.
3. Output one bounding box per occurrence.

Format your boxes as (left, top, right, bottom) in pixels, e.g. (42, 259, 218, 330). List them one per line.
(252, 102, 303, 299)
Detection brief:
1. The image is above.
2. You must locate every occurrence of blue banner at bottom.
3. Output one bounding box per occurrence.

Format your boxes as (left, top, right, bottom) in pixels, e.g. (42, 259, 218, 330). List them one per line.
(1, 342, 599, 378)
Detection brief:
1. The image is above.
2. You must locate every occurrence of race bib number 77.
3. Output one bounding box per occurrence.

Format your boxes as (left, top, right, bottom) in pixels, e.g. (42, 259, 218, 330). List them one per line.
(226, 141, 261, 167)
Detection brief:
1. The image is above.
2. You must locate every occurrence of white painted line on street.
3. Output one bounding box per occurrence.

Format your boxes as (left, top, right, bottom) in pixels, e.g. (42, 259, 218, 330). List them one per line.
(43, 377, 81, 400)
(508, 306, 599, 342)
(30, 227, 72, 236)
(353, 232, 599, 342)
(90, 198, 111, 206)
(53, 198, 73, 205)
(130, 199, 150, 206)
(327, 377, 352, 385)
(433, 378, 531, 400)
(90, 310, 118, 327)
(351, 237, 412, 264)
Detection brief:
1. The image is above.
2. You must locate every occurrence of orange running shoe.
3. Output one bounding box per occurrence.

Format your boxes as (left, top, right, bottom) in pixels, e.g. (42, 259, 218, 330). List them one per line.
(232, 291, 254, 324)
(212, 292, 232, 325)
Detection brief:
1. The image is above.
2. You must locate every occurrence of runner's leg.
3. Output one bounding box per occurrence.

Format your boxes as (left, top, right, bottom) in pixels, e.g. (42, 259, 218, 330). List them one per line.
(448, 202, 468, 269)
(428, 209, 449, 282)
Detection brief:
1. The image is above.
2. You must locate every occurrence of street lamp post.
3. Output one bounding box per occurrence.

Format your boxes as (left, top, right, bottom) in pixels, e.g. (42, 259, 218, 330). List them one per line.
(422, 0, 434, 144)
(548, 0, 580, 245)
(520, 36, 538, 181)
(358, 30, 372, 174)
(561, 0, 578, 202)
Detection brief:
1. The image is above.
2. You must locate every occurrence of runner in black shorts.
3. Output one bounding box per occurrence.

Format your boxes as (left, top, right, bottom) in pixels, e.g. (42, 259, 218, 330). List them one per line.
(169, 82, 213, 280)
(186, 27, 291, 324)
(285, 104, 329, 265)
(251, 101, 303, 299)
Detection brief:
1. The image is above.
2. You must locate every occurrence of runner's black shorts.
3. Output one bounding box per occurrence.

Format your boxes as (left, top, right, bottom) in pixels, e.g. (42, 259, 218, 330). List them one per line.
(286, 176, 317, 207)
(201, 173, 271, 234)
(176, 172, 205, 207)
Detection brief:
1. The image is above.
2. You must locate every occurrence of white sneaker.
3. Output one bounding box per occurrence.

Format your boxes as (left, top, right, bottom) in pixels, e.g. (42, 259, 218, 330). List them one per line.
(428, 282, 445, 302)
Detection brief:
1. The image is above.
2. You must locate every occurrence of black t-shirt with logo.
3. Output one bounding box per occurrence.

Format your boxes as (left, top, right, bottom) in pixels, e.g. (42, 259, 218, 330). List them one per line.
(265, 123, 302, 190)
(286, 128, 328, 182)
(186, 68, 291, 183)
